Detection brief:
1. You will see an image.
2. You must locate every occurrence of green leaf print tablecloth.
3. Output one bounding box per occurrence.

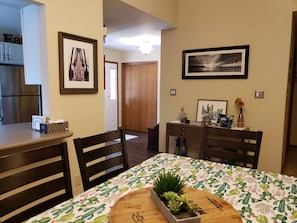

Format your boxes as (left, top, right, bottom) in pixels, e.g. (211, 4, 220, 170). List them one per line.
(25, 153, 297, 223)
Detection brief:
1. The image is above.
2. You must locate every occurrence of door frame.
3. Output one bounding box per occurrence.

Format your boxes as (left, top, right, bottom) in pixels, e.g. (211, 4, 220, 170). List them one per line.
(282, 12, 297, 171)
(104, 60, 119, 131)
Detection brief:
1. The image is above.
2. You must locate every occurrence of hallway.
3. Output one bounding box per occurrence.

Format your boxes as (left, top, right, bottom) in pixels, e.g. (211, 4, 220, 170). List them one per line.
(126, 130, 158, 167)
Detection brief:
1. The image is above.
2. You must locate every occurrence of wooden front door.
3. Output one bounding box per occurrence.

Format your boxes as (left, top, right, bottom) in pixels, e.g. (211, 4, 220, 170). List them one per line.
(122, 62, 157, 132)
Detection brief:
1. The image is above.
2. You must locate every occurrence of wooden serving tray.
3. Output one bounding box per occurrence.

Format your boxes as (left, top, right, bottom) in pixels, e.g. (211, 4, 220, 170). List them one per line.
(109, 187, 242, 223)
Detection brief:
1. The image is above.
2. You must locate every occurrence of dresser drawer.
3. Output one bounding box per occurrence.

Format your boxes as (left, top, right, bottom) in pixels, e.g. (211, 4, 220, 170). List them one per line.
(166, 123, 201, 138)
(166, 122, 203, 156)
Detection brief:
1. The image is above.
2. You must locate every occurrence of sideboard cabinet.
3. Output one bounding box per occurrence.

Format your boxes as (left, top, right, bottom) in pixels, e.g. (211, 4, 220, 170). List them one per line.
(166, 121, 248, 158)
(166, 121, 204, 158)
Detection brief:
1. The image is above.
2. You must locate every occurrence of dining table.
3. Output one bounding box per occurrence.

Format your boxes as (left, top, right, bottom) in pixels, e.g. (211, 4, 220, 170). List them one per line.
(25, 153, 297, 223)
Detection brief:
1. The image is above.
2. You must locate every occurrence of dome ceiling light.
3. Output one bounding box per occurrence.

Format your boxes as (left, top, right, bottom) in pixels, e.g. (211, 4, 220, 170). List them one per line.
(138, 40, 153, 55)
(120, 35, 160, 55)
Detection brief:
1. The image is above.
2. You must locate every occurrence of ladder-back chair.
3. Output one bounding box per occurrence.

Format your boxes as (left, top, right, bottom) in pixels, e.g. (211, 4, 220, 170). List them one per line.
(202, 127, 263, 169)
(74, 128, 129, 191)
(0, 142, 72, 223)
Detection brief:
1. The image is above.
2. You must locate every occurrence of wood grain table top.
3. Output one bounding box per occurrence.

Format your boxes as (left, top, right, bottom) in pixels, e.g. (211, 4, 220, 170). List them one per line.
(109, 187, 242, 223)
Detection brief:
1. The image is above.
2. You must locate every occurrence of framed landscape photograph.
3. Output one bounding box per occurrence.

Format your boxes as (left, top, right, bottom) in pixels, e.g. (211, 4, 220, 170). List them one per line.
(58, 32, 98, 94)
(196, 99, 228, 123)
(182, 45, 249, 79)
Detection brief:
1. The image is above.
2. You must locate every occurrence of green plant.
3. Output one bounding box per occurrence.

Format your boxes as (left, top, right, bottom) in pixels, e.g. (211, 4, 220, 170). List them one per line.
(163, 191, 190, 213)
(153, 172, 185, 198)
(153, 172, 189, 213)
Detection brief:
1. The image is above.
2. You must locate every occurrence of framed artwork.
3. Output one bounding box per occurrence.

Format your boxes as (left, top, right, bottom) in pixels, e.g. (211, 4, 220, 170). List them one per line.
(182, 45, 249, 79)
(58, 32, 98, 94)
(196, 99, 228, 123)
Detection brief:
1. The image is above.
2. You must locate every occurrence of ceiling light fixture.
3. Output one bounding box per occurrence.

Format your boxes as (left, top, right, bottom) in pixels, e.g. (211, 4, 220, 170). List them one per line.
(119, 35, 160, 54)
(139, 40, 153, 55)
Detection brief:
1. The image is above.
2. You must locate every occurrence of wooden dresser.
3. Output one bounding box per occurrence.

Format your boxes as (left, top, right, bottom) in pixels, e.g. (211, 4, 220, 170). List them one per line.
(166, 121, 248, 158)
(166, 121, 204, 158)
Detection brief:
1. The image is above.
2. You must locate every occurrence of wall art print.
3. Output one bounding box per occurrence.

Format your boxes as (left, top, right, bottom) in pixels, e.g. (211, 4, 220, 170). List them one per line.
(58, 32, 98, 94)
(196, 99, 228, 123)
(182, 45, 249, 79)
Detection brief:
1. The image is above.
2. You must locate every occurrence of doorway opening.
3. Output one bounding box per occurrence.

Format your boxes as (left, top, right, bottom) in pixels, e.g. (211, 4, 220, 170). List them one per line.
(104, 61, 118, 132)
(121, 61, 158, 132)
(282, 11, 297, 177)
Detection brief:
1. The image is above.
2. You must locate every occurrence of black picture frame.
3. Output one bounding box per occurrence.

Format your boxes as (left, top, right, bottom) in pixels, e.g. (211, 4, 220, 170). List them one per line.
(196, 99, 228, 123)
(182, 45, 249, 79)
(58, 32, 98, 94)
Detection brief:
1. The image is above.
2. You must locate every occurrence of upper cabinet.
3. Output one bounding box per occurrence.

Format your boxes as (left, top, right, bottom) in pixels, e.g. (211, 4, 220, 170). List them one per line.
(21, 5, 45, 84)
(0, 41, 24, 65)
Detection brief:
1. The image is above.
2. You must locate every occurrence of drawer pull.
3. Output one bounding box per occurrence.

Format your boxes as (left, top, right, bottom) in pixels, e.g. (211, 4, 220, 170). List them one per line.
(180, 133, 185, 136)
(180, 128, 185, 131)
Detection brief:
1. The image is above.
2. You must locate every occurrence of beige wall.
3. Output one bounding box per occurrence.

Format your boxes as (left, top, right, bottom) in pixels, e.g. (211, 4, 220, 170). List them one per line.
(122, 0, 178, 27)
(28, 0, 297, 194)
(33, 0, 104, 195)
(160, 0, 297, 173)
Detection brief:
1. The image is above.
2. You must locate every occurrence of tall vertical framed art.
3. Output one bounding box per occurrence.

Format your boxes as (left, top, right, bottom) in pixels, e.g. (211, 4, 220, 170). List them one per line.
(58, 32, 98, 94)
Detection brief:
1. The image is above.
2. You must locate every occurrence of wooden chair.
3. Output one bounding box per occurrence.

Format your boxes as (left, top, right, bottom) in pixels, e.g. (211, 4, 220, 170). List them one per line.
(0, 142, 72, 223)
(148, 123, 159, 151)
(202, 127, 263, 169)
(74, 128, 129, 191)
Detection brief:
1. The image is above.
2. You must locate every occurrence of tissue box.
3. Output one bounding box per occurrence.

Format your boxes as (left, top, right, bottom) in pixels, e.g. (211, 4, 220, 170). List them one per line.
(32, 115, 46, 131)
(40, 122, 69, 134)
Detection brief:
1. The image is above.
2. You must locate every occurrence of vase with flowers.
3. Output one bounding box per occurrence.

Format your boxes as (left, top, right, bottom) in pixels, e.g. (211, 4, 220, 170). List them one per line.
(234, 97, 245, 127)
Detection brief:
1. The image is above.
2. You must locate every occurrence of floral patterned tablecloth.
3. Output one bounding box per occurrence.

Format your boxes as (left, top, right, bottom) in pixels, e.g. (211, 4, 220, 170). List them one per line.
(25, 153, 297, 223)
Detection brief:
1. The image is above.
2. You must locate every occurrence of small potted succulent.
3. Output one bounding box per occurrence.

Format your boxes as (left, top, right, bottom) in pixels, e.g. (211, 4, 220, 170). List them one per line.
(150, 172, 200, 223)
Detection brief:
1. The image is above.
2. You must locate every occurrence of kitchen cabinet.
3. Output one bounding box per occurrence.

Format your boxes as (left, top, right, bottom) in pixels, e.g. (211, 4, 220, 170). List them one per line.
(0, 42, 5, 64)
(22, 5, 43, 84)
(0, 41, 23, 65)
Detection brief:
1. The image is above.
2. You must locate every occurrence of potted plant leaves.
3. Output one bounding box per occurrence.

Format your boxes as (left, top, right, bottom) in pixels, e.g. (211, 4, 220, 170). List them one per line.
(150, 172, 200, 223)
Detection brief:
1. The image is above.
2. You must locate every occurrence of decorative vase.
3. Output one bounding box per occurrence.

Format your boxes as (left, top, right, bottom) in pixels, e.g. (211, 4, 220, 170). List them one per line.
(177, 106, 187, 121)
(179, 138, 187, 156)
(237, 108, 244, 127)
(175, 137, 181, 155)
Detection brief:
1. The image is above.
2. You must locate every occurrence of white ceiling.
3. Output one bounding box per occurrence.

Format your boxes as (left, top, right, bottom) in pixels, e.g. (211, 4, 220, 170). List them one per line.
(0, 0, 173, 52)
(0, 0, 29, 8)
(0, 0, 25, 33)
(103, 0, 173, 51)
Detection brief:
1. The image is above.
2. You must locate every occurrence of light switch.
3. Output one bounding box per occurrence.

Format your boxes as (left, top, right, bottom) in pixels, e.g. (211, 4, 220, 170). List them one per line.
(170, 89, 176, 96)
(255, 90, 264, 99)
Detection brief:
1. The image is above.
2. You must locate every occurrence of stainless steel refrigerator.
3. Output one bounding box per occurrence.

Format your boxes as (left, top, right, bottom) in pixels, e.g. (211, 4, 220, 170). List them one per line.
(0, 65, 42, 125)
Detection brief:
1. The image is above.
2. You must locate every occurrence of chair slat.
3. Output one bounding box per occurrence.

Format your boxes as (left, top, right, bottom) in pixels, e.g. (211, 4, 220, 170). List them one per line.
(202, 127, 263, 169)
(0, 177, 66, 217)
(0, 142, 72, 223)
(0, 144, 63, 172)
(85, 143, 123, 162)
(208, 138, 257, 152)
(74, 128, 129, 191)
(88, 155, 125, 177)
(0, 160, 64, 194)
